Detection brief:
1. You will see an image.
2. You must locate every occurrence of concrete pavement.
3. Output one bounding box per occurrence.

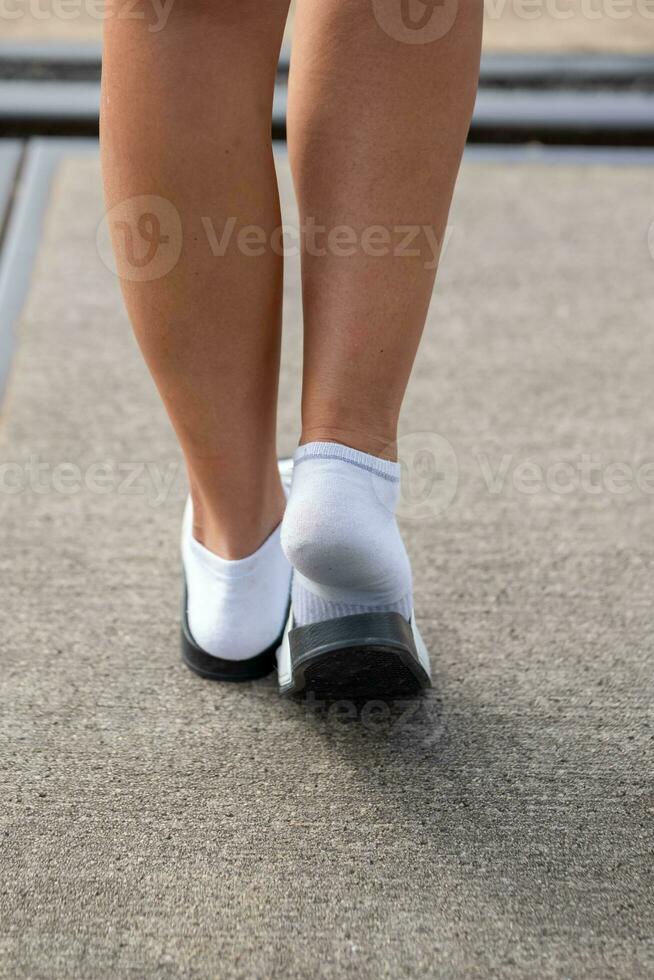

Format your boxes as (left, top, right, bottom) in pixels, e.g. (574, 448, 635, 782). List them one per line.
(0, 145, 653, 979)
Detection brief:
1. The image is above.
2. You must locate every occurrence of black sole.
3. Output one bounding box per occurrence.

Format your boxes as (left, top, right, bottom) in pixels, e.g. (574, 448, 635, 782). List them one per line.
(181, 582, 285, 683)
(280, 612, 431, 700)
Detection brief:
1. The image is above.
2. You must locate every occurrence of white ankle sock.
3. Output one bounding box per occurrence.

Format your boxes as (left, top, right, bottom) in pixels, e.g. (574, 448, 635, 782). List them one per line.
(281, 442, 413, 626)
(182, 487, 292, 662)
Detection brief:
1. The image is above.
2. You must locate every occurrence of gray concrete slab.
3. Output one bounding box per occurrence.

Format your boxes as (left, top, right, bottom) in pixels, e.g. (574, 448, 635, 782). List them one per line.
(0, 140, 97, 404)
(0, 145, 653, 980)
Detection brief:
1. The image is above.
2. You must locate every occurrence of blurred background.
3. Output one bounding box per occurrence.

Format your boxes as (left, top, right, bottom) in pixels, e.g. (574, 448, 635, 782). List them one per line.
(0, 1, 653, 143)
(0, 0, 653, 49)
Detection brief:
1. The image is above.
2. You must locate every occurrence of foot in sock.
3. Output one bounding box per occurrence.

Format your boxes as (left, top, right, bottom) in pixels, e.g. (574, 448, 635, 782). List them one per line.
(182, 461, 293, 662)
(280, 442, 413, 626)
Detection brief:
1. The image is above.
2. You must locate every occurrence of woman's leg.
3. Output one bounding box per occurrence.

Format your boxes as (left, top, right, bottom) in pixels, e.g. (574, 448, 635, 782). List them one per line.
(101, 0, 293, 667)
(101, 0, 291, 560)
(280, 0, 482, 680)
(287, 0, 483, 458)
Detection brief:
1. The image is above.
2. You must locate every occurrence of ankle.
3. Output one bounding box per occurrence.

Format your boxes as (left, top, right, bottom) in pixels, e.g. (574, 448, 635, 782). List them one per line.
(299, 426, 398, 461)
(191, 475, 285, 561)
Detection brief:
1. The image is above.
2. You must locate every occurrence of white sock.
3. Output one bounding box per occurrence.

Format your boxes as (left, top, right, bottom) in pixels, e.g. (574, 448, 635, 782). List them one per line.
(281, 442, 413, 626)
(182, 469, 292, 661)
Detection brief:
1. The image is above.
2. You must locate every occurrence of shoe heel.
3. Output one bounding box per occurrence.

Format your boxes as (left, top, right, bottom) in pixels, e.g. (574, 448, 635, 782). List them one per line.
(277, 610, 431, 699)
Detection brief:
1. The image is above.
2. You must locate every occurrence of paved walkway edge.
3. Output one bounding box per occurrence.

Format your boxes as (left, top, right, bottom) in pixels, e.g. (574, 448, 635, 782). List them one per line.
(0, 138, 95, 407)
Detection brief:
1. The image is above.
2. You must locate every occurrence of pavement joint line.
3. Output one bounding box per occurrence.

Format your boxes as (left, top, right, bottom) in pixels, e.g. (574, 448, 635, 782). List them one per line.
(0, 137, 97, 409)
(0, 138, 23, 247)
